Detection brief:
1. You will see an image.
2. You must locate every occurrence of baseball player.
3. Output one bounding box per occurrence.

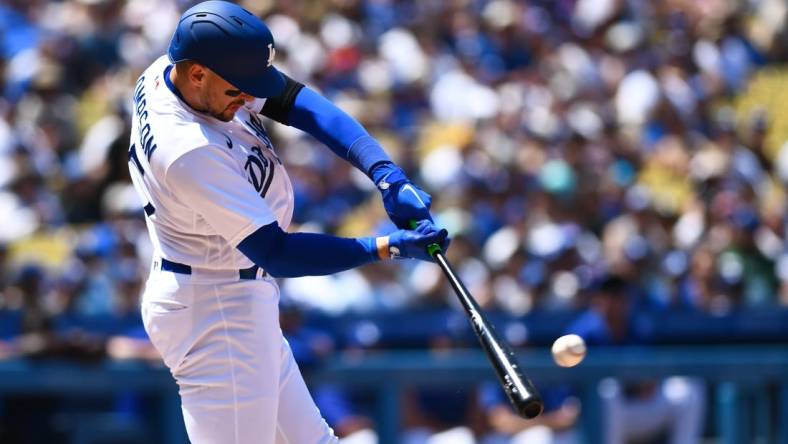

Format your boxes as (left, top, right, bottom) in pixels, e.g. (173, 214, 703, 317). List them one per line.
(127, 1, 449, 443)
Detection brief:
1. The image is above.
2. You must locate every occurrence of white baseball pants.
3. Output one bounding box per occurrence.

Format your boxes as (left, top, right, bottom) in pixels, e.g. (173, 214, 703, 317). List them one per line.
(141, 266, 338, 444)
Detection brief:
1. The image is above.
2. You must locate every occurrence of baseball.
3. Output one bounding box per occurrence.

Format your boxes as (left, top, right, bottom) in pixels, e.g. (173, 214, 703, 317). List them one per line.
(551, 334, 586, 367)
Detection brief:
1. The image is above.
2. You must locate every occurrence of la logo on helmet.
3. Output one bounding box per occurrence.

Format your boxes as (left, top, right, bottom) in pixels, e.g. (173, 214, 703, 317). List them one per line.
(267, 43, 276, 67)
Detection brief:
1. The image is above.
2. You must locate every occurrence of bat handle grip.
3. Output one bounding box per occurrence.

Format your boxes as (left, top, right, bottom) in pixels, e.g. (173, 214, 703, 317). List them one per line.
(409, 220, 442, 258)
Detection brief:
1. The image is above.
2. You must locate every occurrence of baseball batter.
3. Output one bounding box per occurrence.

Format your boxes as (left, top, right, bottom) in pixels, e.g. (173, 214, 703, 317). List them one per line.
(128, 2, 449, 443)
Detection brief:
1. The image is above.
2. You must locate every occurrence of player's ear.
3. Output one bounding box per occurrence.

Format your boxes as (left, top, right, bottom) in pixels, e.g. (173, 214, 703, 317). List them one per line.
(174, 60, 206, 88)
(187, 63, 207, 87)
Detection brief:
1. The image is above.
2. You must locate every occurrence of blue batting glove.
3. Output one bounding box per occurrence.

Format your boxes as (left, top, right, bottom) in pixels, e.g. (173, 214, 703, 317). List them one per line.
(372, 163, 434, 229)
(386, 220, 450, 261)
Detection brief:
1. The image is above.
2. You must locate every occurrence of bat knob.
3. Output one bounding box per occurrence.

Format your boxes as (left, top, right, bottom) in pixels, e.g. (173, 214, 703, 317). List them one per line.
(519, 398, 544, 419)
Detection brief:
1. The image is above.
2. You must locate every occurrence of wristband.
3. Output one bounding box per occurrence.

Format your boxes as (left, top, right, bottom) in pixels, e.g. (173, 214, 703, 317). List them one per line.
(375, 236, 390, 260)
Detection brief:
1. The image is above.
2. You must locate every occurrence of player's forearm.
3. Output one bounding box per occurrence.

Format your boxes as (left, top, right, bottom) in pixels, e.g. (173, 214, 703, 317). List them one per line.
(288, 87, 392, 176)
(237, 223, 387, 278)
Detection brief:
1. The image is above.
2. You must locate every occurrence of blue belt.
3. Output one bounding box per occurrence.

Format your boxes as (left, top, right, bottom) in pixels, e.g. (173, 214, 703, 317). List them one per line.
(160, 258, 262, 280)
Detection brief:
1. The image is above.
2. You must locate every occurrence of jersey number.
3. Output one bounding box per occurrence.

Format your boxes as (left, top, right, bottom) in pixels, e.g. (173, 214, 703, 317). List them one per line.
(128, 143, 155, 216)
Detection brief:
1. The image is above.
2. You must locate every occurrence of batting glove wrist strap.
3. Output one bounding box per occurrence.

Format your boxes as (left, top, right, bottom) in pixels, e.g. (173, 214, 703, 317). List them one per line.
(369, 161, 399, 185)
(372, 164, 434, 230)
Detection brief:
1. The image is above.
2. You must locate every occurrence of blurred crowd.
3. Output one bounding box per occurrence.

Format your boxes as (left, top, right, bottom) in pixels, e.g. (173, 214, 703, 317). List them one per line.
(0, 0, 787, 442)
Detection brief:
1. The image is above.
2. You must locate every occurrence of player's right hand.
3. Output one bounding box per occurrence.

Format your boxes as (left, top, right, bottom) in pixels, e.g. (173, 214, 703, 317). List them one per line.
(385, 220, 450, 261)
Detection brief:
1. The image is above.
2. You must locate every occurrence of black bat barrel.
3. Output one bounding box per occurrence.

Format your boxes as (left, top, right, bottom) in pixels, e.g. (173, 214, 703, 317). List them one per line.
(435, 252, 544, 419)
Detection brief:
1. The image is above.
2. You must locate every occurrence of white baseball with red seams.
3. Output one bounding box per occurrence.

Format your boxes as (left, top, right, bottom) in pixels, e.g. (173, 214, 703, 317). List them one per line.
(551, 334, 587, 368)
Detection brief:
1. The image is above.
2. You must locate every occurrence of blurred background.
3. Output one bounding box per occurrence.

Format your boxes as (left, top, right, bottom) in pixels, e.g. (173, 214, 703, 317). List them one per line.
(1, 0, 787, 443)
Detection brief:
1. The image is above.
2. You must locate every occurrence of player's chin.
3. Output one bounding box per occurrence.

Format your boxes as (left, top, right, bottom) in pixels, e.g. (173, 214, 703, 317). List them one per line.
(215, 109, 237, 122)
(218, 104, 242, 121)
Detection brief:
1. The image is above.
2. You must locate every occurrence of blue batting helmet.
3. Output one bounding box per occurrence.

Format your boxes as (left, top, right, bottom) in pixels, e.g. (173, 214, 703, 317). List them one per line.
(168, 0, 285, 98)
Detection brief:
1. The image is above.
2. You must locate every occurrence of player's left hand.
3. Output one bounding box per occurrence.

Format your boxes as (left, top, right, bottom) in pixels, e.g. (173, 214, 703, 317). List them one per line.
(375, 164, 433, 229)
(387, 220, 450, 261)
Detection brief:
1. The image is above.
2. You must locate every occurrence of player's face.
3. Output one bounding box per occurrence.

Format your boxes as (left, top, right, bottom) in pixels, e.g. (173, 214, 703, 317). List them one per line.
(199, 69, 254, 122)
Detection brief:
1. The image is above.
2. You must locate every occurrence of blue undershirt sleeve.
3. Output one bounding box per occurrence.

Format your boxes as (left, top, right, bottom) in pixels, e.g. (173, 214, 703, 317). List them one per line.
(288, 86, 392, 176)
(237, 222, 379, 278)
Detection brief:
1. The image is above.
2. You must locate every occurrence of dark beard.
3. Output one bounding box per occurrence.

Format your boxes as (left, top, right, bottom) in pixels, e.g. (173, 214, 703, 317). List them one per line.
(212, 111, 234, 122)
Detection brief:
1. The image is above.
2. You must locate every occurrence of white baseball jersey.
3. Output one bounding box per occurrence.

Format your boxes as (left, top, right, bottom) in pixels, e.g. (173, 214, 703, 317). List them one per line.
(128, 55, 294, 270)
(132, 56, 338, 443)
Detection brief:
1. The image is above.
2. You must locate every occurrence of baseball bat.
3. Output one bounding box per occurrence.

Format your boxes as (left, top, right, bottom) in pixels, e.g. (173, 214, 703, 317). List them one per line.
(413, 222, 544, 419)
